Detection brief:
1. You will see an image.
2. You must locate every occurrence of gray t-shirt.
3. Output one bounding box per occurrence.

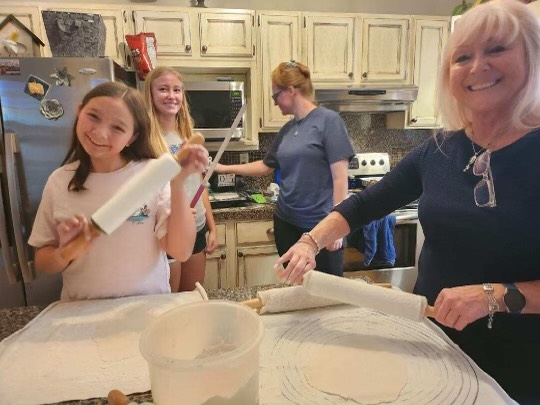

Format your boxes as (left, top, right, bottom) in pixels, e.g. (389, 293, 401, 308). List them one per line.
(263, 107, 354, 228)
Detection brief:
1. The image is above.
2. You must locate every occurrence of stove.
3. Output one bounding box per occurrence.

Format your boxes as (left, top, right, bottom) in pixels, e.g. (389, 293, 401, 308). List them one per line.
(348, 153, 418, 221)
(348, 152, 391, 189)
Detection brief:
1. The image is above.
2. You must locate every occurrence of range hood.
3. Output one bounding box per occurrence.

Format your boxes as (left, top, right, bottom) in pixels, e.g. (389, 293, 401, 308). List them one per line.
(315, 85, 418, 113)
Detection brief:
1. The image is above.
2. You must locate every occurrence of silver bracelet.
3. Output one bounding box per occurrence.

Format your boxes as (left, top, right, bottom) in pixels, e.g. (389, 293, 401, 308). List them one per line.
(302, 232, 321, 255)
(482, 283, 499, 329)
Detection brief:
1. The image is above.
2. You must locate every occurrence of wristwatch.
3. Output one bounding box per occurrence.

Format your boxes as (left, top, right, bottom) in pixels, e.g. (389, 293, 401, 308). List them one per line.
(503, 283, 526, 314)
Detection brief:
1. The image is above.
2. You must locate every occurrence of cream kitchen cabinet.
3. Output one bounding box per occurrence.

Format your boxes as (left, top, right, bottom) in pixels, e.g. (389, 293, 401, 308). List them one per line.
(131, 8, 192, 58)
(257, 12, 301, 130)
(303, 13, 356, 84)
(131, 7, 255, 60)
(407, 17, 449, 128)
(38, 3, 130, 67)
(199, 10, 255, 58)
(204, 223, 227, 290)
(235, 220, 280, 287)
(359, 16, 410, 83)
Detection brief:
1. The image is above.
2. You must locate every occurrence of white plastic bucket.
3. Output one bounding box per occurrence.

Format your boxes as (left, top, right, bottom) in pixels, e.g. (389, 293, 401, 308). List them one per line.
(140, 300, 264, 405)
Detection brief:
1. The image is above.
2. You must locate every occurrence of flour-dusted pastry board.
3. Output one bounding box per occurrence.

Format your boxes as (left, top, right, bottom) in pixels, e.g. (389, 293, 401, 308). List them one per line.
(0, 292, 204, 405)
(0, 296, 516, 405)
(258, 305, 517, 405)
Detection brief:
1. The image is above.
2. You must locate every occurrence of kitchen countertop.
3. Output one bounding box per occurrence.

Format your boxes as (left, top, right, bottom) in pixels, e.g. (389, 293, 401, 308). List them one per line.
(211, 201, 275, 221)
(0, 284, 281, 405)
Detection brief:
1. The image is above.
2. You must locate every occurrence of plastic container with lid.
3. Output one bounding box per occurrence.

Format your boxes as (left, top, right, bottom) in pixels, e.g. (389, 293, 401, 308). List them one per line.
(140, 300, 264, 405)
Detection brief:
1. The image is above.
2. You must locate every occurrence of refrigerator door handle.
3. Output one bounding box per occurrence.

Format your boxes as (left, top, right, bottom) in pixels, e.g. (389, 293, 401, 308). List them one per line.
(5, 132, 35, 282)
(0, 178, 20, 284)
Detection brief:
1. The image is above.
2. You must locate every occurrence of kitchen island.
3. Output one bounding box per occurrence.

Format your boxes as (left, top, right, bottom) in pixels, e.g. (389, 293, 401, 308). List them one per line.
(0, 284, 279, 405)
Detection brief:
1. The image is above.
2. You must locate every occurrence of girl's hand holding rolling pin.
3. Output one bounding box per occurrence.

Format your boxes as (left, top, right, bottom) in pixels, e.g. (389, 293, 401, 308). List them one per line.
(56, 213, 99, 263)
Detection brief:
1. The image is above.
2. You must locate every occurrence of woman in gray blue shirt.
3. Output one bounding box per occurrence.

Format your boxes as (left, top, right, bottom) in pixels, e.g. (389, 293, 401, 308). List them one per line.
(216, 61, 354, 275)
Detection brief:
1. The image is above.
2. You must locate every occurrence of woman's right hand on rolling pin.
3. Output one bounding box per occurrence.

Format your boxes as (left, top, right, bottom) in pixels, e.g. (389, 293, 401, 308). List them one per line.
(274, 241, 317, 285)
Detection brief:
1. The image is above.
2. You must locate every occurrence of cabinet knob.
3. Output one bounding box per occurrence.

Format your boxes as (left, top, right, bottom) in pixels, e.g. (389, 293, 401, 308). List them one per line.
(202, 45, 208, 52)
(185, 44, 191, 52)
(266, 228, 274, 235)
(220, 253, 226, 260)
(237, 251, 244, 258)
(410, 118, 418, 123)
(348, 72, 353, 78)
(362, 72, 368, 79)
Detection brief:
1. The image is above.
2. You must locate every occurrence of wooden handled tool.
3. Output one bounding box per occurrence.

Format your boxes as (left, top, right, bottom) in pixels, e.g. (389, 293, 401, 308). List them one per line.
(242, 282, 392, 314)
(302, 270, 435, 322)
(59, 135, 206, 262)
(190, 103, 247, 208)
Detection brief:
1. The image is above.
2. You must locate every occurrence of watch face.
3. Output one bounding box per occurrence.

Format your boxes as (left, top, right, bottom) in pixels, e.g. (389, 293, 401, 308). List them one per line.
(504, 287, 526, 313)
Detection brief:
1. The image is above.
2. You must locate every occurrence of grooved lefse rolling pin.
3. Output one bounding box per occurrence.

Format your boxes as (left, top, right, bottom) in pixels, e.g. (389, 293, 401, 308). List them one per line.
(60, 134, 205, 262)
(302, 270, 435, 322)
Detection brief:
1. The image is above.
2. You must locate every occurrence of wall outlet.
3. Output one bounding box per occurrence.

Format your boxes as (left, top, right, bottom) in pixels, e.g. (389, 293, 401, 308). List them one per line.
(239, 153, 249, 164)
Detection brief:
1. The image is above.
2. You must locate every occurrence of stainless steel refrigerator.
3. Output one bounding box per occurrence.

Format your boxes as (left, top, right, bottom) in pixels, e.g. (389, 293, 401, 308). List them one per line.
(0, 57, 136, 308)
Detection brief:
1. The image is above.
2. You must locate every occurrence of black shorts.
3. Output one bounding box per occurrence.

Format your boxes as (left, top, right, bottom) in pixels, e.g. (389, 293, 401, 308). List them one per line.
(167, 223, 208, 261)
(192, 223, 208, 254)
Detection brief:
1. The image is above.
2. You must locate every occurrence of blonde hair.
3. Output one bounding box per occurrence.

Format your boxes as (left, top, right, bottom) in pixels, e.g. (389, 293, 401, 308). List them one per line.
(271, 61, 314, 100)
(436, 0, 540, 131)
(144, 67, 195, 155)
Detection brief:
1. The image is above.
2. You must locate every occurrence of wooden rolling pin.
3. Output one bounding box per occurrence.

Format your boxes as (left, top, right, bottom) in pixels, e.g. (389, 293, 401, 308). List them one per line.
(242, 281, 392, 314)
(302, 270, 435, 322)
(59, 134, 205, 262)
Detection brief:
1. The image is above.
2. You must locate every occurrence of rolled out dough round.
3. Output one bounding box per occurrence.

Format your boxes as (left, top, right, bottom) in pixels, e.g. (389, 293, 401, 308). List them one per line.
(303, 334, 407, 404)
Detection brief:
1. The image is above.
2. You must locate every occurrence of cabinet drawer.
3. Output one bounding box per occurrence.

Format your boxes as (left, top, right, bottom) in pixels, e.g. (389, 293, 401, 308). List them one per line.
(236, 220, 274, 245)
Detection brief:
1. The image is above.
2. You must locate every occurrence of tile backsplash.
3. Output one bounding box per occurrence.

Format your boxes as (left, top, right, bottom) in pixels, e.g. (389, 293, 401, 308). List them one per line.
(213, 113, 433, 192)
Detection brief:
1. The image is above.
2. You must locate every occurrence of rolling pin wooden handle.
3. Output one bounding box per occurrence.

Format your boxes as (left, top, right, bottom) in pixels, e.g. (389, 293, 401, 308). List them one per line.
(175, 132, 205, 162)
(241, 298, 262, 312)
(424, 305, 436, 318)
(107, 389, 130, 405)
(58, 222, 100, 264)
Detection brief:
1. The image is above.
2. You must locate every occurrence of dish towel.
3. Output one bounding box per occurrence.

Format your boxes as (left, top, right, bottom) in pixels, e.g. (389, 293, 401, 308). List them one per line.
(347, 214, 396, 267)
(0, 291, 205, 405)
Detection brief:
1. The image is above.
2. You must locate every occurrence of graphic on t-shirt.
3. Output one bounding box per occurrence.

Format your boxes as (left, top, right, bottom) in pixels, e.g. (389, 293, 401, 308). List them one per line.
(168, 143, 180, 154)
(128, 204, 150, 223)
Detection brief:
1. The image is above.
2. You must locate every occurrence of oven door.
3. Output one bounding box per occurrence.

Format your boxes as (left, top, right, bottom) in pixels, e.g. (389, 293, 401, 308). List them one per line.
(343, 217, 423, 293)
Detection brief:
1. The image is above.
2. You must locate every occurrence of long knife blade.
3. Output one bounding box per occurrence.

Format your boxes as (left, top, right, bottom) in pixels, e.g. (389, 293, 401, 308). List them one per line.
(190, 103, 247, 207)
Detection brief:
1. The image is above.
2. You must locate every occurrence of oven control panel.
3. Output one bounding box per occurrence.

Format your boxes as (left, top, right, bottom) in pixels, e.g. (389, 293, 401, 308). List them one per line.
(348, 153, 391, 176)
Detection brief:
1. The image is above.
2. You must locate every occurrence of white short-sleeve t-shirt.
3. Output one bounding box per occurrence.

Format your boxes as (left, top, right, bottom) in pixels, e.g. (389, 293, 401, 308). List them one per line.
(28, 160, 172, 301)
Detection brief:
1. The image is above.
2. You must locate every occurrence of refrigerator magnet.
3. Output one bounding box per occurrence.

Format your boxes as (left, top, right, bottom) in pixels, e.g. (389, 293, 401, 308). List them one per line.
(78, 67, 97, 75)
(0, 59, 20, 75)
(50, 67, 74, 86)
(40, 98, 64, 120)
(24, 74, 49, 101)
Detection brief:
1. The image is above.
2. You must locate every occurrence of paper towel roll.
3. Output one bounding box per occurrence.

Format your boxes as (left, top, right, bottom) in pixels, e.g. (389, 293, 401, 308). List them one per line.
(303, 270, 428, 322)
(92, 154, 180, 235)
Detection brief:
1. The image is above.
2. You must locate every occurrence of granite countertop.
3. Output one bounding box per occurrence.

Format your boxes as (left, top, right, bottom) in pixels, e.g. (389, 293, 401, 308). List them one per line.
(0, 284, 282, 405)
(211, 201, 275, 221)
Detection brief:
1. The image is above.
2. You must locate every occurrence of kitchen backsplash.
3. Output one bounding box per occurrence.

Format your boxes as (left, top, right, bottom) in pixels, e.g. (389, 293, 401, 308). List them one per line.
(213, 113, 433, 192)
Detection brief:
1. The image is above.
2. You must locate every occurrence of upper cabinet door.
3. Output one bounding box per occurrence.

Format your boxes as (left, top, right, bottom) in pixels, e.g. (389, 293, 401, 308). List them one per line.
(39, 4, 129, 66)
(199, 11, 254, 57)
(304, 15, 356, 83)
(258, 13, 301, 129)
(0, 6, 44, 56)
(132, 10, 192, 57)
(360, 17, 410, 83)
(408, 18, 449, 128)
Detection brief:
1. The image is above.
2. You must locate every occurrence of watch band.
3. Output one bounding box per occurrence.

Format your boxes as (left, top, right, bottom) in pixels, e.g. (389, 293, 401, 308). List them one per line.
(503, 282, 526, 314)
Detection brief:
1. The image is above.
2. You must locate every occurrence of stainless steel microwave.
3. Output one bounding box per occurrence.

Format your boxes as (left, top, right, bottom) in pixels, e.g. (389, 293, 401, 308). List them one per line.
(183, 81, 245, 141)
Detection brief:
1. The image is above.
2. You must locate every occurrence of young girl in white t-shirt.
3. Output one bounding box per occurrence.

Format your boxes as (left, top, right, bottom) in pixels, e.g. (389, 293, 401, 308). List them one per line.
(28, 82, 208, 301)
(144, 67, 217, 292)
